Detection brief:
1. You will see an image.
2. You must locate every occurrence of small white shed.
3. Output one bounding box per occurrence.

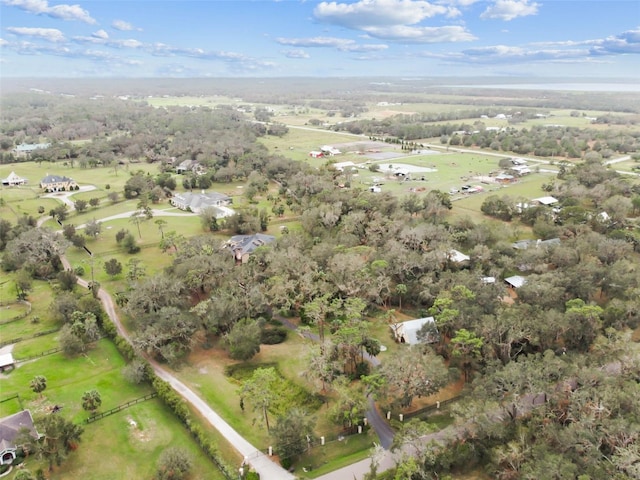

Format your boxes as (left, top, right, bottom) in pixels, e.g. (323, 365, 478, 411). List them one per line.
(391, 317, 438, 345)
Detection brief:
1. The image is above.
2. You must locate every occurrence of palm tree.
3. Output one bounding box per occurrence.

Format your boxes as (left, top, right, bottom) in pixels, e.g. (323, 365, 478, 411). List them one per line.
(30, 375, 47, 398)
(81, 389, 102, 416)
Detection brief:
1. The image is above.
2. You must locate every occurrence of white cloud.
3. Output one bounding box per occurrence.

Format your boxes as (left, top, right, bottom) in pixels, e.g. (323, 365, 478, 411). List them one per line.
(276, 36, 388, 52)
(6, 26, 65, 42)
(480, 0, 539, 21)
(0, 38, 8, 46)
(531, 28, 640, 55)
(92, 29, 109, 40)
(2, 0, 96, 24)
(364, 25, 476, 43)
(112, 19, 140, 31)
(438, 0, 481, 5)
(283, 49, 310, 59)
(277, 36, 355, 49)
(419, 44, 593, 65)
(313, 0, 475, 44)
(73, 35, 143, 49)
(117, 39, 143, 48)
(314, 0, 449, 28)
(590, 28, 640, 55)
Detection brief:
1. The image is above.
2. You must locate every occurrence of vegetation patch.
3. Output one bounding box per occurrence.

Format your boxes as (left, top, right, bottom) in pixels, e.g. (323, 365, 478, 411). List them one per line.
(225, 362, 323, 413)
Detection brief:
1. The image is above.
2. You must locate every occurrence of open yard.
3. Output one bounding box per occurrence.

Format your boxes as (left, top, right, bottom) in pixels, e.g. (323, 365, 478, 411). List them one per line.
(0, 272, 234, 480)
(0, 336, 228, 480)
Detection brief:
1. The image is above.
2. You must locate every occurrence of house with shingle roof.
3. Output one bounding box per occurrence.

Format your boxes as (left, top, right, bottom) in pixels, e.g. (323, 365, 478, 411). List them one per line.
(40, 174, 78, 192)
(226, 233, 276, 263)
(171, 191, 232, 215)
(0, 410, 40, 465)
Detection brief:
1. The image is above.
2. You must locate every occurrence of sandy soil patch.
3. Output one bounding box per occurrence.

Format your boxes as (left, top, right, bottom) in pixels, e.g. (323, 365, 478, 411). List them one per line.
(127, 415, 151, 442)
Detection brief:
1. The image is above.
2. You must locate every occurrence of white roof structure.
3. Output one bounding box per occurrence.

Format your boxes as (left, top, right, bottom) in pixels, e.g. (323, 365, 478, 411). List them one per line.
(448, 249, 470, 263)
(332, 161, 355, 172)
(0, 353, 15, 370)
(1, 172, 26, 186)
(532, 196, 559, 205)
(391, 317, 437, 345)
(511, 165, 532, 174)
(505, 275, 527, 288)
(320, 145, 341, 155)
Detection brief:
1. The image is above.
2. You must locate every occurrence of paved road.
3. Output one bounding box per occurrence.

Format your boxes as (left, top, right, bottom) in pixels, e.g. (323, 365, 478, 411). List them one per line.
(277, 315, 396, 449)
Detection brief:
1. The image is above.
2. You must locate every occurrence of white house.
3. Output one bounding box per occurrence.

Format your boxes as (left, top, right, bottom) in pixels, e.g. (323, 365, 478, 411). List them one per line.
(320, 145, 341, 156)
(1, 171, 27, 186)
(390, 317, 438, 345)
(511, 165, 532, 175)
(332, 161, 355, 172)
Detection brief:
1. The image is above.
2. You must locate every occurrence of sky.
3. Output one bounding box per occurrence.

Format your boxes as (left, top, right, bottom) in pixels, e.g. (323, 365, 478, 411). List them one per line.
(0, 0, 639, 78)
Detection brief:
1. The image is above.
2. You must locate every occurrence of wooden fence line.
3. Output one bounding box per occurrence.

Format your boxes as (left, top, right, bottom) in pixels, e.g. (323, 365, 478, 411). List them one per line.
(16, 347, 63, 363)
(84, 392, 158, 424)
(402, 395, 462, 421)
(0, 327, 60, 348)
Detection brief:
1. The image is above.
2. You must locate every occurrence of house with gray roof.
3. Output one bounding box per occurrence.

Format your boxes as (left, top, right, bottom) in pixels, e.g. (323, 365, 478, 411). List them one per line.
(226, 233, 276, 263)
(0, 410, 40, 465)
(175, 159, 205, 175)
(40, 174, 78, 192)
(171, 191, 232, 215)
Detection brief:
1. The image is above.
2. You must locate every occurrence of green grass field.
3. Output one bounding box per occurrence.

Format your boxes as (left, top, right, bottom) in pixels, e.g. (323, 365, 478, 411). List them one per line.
(0, 271, 234, 480)
(0, 338, 227, 480)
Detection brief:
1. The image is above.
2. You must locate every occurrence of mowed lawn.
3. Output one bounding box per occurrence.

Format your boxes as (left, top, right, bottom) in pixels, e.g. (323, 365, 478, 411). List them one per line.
(0, 280, 61, 343)
(176, 333, 321, 449)
(51, 399, 226, 480)
(0, 339, 226, 480)
(0, 163, 160, 192)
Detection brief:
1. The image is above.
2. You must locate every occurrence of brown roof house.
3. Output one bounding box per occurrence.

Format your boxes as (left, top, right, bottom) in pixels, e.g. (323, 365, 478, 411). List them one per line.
(0, 410, 40, 465)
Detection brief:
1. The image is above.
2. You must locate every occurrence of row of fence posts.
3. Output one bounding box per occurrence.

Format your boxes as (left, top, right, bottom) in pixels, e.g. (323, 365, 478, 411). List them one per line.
(260, 402, 444, 459)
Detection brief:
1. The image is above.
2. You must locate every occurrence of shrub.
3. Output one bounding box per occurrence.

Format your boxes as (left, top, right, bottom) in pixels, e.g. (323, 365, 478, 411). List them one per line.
(280, 457, 292, 470)
(353, 361, 370, 379)
(74, 265, 85, 276)
(260, 327, 288, 345)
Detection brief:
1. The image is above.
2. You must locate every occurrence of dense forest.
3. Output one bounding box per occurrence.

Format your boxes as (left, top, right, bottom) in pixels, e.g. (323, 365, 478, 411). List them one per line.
(1, 86, 639, 479)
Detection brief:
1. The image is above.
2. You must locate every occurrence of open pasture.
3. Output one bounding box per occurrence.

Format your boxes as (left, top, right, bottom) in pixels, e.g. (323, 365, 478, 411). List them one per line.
(0, 339, 224, 480)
